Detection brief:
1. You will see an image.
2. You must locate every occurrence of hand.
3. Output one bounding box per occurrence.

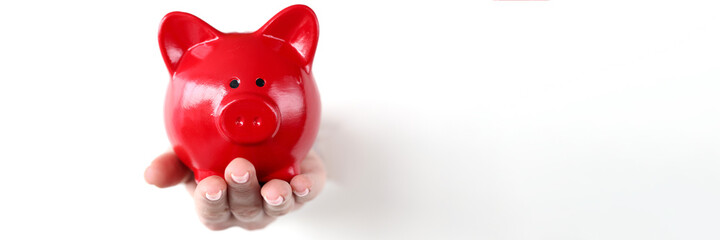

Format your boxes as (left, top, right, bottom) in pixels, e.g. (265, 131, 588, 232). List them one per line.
(144, 150, 326, 230)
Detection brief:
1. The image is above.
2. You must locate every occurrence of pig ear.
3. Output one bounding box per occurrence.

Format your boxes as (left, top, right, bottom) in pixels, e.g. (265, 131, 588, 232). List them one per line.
(257, 5, 319, 70)
(158, 12, 220, 73)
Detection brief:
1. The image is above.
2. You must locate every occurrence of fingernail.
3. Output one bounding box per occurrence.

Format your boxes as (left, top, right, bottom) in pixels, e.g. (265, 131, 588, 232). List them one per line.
(231, 172, 249, 184)
(205, 190, 222, 201)
(264, 195, 284, 206)
(294, 188, 309, 197)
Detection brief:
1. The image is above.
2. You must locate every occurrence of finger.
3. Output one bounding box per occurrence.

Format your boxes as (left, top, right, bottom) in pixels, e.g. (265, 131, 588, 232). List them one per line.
(193, 176, 231, 230)
(290, 151, 326, 204)
(144, 151, 191, 188)
(224, 158, 264, 221)
(261, 179, 295, 217)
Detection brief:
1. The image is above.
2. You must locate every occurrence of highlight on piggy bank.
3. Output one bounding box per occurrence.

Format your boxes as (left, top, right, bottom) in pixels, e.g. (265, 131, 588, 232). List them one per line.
(158, 5, 321, 183)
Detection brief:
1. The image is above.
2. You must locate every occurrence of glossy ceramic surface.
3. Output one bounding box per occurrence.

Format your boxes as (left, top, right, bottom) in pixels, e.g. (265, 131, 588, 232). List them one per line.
(159, 5, 321, 183)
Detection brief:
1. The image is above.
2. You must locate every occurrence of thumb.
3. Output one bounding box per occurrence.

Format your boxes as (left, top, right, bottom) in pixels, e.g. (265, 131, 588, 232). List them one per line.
(145, 151, 191, 188)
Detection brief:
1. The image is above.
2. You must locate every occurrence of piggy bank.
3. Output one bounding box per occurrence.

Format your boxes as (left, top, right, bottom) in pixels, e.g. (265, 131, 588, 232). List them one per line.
(158, 5, 321, 183)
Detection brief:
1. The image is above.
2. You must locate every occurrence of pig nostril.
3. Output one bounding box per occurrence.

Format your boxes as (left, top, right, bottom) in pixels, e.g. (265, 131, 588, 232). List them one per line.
(252, 117, 262, 127)
(235, 118, 244, 127)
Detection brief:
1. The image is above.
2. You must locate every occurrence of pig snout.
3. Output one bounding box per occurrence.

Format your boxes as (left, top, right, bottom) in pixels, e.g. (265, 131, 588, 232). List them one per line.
(217, 97, 280, 144)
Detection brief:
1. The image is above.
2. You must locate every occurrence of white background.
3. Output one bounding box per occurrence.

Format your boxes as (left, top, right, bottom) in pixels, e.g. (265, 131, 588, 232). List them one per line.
(0, 0, 718, 239)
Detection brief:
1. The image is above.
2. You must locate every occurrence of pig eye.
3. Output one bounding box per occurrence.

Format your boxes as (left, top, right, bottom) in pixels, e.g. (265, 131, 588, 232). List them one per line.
(256, 78, 265, 87)
(229, 79, 240, 88)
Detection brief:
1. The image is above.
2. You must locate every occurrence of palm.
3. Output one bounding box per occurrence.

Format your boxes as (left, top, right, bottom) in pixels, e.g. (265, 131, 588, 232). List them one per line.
(145, 150, 326, 230)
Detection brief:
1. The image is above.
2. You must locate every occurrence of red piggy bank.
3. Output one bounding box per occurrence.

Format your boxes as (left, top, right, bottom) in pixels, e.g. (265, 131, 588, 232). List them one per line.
(158, 5, 321, 183)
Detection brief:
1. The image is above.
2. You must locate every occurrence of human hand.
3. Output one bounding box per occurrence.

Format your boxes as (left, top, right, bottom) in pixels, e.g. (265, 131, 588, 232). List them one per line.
(144, 150, 326, 230)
